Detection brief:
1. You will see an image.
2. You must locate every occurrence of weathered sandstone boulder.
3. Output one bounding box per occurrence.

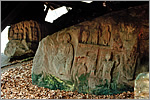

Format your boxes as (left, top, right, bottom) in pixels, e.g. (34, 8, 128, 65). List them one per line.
(4, 20, 55, 58)
(32, 4, 149, 95)
(134, 72, 149, 99)
(4, 20, 40, 58)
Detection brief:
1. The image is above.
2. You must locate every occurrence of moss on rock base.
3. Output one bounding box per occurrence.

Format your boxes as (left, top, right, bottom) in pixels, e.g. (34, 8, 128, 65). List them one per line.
(32, 73, 74, 91)
(32, 73, 133, 95)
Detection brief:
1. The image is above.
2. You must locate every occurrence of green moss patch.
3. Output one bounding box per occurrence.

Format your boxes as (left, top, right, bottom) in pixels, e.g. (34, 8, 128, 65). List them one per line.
(78, 72, 90, 94)
(91, 81, 134, 95)
(32, 72, 133, 95)
(32, 73, 74, 91)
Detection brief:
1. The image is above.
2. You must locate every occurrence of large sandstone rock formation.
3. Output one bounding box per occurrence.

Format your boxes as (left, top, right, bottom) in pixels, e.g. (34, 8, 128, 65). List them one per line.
(32, 4, 149, 95)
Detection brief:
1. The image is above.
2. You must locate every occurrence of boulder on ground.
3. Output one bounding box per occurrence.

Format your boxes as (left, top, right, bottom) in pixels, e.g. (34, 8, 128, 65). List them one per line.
(32, 4, 149, 95)
(4, 20, 56, 59)
(134, 72, 149, 99)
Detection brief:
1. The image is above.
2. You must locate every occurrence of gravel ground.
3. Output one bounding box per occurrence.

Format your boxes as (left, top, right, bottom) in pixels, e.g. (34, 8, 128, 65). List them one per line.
(1, 60, 134, 99)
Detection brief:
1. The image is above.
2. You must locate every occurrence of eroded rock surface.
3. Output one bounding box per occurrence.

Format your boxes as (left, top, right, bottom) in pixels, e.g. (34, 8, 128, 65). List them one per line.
(32, 4, 149, 95)
(4, 20, 55, 58)
(8, 20, 42, 42)
(4, 40, 34, 57)
(4, 20, 40, 58)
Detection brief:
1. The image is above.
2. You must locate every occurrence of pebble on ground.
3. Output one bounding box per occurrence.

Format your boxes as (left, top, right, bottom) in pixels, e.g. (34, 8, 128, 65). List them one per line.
(1, 60, 134, 99)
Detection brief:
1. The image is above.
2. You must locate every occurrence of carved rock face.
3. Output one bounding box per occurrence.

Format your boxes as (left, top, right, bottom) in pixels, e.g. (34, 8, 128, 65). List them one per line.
(5, 20, 41, 58)
(8, 20, 41, 42)
(32, 4, 149, 95)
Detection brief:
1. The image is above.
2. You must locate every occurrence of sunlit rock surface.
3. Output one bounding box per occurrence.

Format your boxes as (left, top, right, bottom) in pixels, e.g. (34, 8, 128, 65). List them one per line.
(32, 4, 149, 95)
(4, 40, 34, 57)
(1, 53, 11, 67)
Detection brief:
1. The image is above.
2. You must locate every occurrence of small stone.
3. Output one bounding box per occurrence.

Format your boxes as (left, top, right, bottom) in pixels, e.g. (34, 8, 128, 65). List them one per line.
(1, 91, 4, 96)
(134, 72, 149, 99)
(86, 94, 89, 99)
